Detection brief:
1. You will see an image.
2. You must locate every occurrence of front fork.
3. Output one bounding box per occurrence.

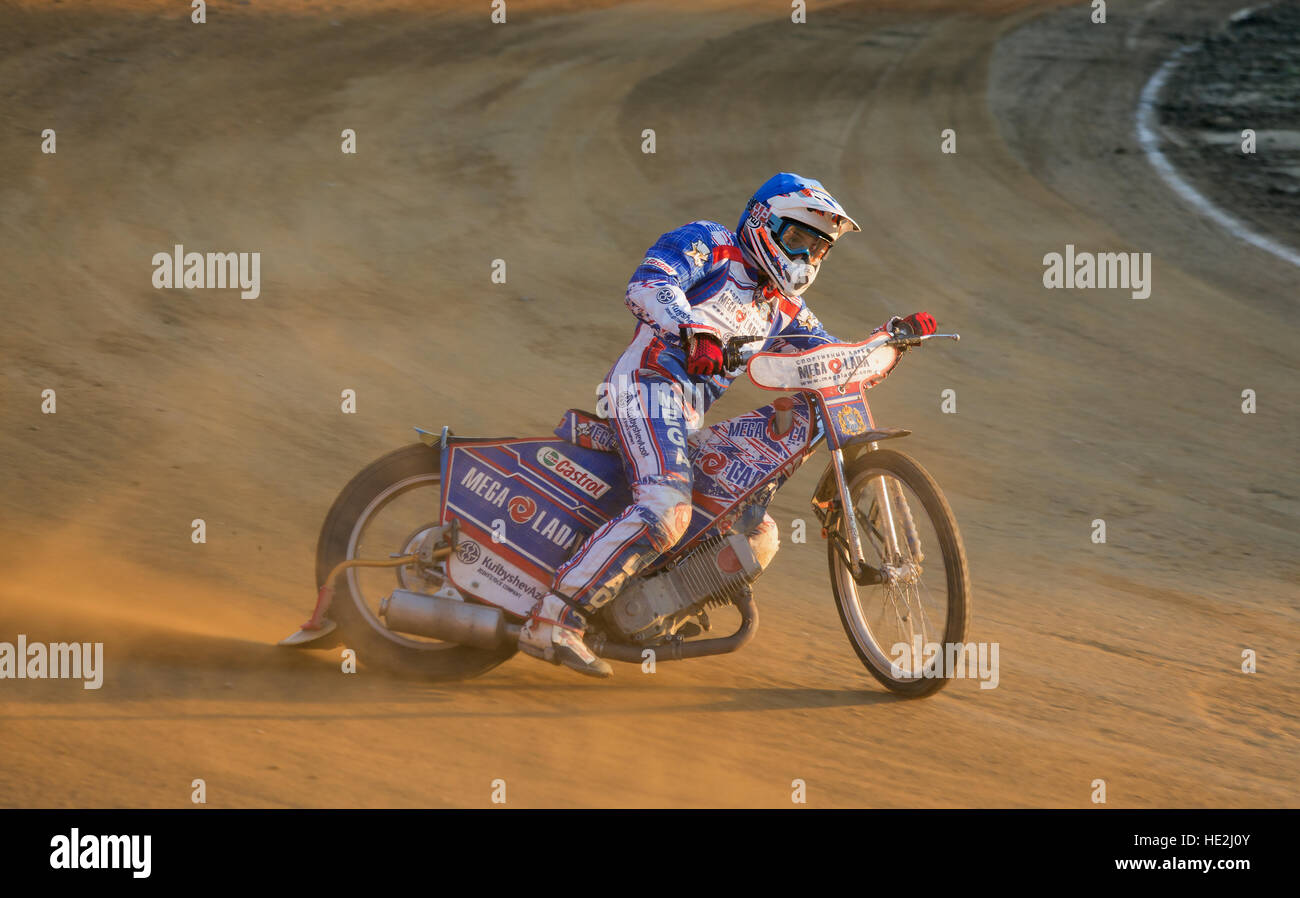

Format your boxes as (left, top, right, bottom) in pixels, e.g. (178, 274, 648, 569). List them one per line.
(828, 444, 913, 582)
(830, 447, 869, 577)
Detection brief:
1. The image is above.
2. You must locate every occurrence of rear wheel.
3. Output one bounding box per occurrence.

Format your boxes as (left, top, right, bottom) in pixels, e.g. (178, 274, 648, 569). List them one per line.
(827, 449, 970, 697)
(315, 443, 515, 679)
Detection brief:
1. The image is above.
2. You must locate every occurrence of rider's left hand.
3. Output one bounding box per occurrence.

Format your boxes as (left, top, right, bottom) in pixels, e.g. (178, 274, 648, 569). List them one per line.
(901, 312, 937, 336)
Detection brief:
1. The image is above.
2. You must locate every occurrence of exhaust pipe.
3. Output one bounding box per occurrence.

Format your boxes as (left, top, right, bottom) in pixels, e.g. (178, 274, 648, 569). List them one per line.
(379, 588, 758, 663)
(590, 589, 759, 663)
(380, 590, 519, 650)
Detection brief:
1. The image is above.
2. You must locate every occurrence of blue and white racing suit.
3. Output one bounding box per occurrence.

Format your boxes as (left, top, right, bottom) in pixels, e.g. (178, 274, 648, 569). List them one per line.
(552, 220, 843, 611)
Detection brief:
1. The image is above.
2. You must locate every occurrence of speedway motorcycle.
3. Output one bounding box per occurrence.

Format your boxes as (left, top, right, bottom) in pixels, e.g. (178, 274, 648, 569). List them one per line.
(281, 325, 970, 696)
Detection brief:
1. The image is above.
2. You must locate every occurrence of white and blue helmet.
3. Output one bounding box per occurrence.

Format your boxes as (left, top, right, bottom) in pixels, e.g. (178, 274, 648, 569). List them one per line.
(737, 173, 860, 296)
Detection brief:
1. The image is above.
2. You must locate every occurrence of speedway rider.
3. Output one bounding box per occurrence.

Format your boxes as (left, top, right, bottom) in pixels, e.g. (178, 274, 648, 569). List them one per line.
(518, 173, 938, 677)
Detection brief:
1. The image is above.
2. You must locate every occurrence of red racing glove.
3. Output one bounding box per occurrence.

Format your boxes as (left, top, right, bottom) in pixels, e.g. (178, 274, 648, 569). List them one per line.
(900, 311, 937, 336)
(681, 328, 725, 377)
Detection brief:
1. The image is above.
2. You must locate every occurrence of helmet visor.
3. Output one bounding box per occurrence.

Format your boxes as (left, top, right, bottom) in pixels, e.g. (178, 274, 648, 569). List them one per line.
(775, 219, 834, 263)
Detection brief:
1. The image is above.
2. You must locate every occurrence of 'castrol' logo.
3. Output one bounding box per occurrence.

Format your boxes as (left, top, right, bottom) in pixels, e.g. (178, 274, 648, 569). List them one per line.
(537, 447, 611, 498)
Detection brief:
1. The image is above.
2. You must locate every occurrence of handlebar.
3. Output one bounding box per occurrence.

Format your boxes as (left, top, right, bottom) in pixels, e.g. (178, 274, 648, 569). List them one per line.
(882, 331, 961, 349)
(723, 330, 960, 375)
(835, 329, 959, 390)
(723, 335, 764, 371)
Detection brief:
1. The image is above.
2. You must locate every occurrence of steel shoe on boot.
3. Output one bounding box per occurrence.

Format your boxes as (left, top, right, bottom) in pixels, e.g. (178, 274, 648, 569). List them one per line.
(518, 593, 613, 679)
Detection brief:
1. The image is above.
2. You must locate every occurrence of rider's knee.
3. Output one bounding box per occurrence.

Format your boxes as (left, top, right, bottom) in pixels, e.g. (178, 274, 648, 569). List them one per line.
(633, 476, 693, 553)
(746, 513, 780, 570)
(733, 504, 780, 569)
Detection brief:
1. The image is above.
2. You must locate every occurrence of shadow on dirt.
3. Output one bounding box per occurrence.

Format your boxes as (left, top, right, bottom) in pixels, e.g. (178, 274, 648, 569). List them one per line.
(0, 611, 903, 714)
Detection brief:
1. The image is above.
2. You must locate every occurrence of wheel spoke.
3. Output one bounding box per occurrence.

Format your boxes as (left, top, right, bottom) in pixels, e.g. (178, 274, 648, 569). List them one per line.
(827, 453, 968, 695)
(345, 473, 460, 652)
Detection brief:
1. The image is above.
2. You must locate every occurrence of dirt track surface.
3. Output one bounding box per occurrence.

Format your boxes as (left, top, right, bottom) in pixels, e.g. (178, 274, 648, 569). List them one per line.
(0, 0, 1296, 808)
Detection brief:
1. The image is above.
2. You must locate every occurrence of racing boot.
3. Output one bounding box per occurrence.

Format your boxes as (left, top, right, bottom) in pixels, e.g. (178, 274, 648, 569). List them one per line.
(518, 593, 613, 679)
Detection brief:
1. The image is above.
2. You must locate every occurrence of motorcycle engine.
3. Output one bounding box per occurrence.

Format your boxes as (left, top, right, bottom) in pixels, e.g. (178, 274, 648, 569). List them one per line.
(608, 533, 764, 642)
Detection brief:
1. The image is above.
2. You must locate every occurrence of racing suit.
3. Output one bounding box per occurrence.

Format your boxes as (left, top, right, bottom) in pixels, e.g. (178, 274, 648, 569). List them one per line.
(552, 220, 842, 612)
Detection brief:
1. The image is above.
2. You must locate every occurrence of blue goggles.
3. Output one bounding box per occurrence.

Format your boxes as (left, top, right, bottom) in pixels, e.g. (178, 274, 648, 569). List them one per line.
(775, 219, 835, 263)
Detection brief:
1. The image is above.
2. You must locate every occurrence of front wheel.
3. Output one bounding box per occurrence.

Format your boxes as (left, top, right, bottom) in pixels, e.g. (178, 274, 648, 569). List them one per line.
(826, 448, 970, 697)
(315, 443, 516, 680)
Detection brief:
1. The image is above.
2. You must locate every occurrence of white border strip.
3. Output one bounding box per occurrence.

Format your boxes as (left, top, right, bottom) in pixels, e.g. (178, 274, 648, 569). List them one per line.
(1135, 21, 1300, 270)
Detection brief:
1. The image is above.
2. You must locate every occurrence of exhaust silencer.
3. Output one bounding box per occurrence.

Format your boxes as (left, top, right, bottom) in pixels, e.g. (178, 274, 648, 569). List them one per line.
(379, 589, 517, 650)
